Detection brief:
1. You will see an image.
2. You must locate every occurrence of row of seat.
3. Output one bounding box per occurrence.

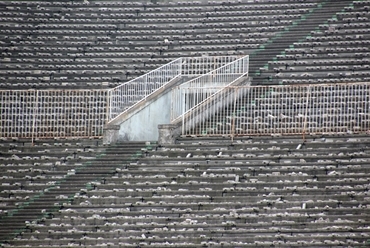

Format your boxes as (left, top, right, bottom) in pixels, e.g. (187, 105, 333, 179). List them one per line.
(0, 1, 317, 8)
(256, 1, 370, 85)
(0, 139, 104, 218)
(1, 134, 369, 246)
(0, 0, 324, 89)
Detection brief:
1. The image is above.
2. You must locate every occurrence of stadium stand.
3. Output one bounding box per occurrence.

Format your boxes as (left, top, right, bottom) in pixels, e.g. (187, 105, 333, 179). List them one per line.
(254, 0, 370, 85)
(1, 0, 364, 89)
(1, 135, 370, 247)
(1, 0, 370, 247)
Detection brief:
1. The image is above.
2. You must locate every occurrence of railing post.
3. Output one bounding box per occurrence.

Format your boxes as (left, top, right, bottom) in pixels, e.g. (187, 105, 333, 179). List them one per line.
(106, 89, 111, 125)
(181, 87, 186, 136)
(179, 57, 182, 76)
(31, 90, 38, 145)
(144, 74, 148, 99)
(231, 87, 238, 142)
(302, 85, 311, 141)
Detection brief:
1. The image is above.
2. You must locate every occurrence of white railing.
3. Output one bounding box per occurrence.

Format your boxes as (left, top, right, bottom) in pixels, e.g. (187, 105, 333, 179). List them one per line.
(107, 55, 241, 123)
(107, 58, 182, 122)
(178, 82, 370, 137)
(181, 56, 241, 76)
(171, 55, 249, 122)
(0, 89, 108, 139)
(1, 82, 369, 139)
(0, 56, 243, 139)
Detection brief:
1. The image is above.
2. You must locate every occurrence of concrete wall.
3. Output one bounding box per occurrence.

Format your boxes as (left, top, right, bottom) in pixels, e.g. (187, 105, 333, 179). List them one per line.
(103, 75, 250, 144)
(103, 77, 184, 143)
(116, 89, 172, 142)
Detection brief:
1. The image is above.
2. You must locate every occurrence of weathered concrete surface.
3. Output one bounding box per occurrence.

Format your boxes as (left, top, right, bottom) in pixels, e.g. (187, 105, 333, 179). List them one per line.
(158, 123, 181, 145)
(104, 77, 183, 142)
(103, 125, 120, 144)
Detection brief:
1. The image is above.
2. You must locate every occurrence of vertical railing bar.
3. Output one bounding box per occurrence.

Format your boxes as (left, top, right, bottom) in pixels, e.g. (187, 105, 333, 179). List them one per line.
(322, 84, 325, 134)
(330, 84, 334, 133)
(106, 89, 111, 125)
(326, 85, 333, 133)
(231, 87, 237, 141)
(272, 86, 276, 135)
(366, 84, 369, 132)
(356, 83, 359, 132)
(318, 85, 327, 133)
(31, 90, 38, 145)
(362, 83, 366, 132)
(341, 85, 352, 131)
(1, 92, 3, 137)
(347, 84, 351, 132)
(347, 85, 350, 132)
(364, 84, 367, 132)
(358, 83, 362, 132)
(355, 84, 358, 132)
(302, 86, 310, 141)
(309, 85, 314, 134)
(246, 86, 249, 135)
(182, 88, 185, 136)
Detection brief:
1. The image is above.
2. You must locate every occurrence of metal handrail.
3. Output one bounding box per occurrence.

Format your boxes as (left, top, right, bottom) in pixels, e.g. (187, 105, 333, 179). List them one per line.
(171, 55, 249, 122)
(107, 55, 242, 123)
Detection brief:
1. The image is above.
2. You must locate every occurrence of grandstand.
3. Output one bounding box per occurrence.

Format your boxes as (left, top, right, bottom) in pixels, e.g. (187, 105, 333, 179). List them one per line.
(1, 0, 370, 247)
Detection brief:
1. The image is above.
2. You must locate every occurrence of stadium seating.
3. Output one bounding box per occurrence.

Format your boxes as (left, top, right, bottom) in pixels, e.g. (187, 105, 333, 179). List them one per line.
(1, 0, 370, 247)
(2, 0, 365, 89)
(255, 0, 370, 85)
(0, 138, 103, 218)
(1, 134, 370, 247)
